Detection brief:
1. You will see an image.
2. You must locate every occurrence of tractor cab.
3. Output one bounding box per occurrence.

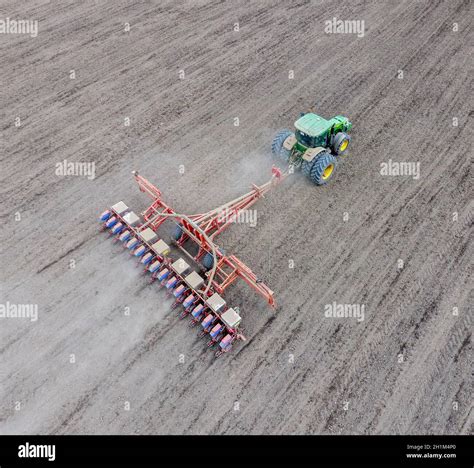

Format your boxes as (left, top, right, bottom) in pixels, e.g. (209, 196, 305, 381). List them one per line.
(294, 113, 331, 148)
(294, 113, 352, 149)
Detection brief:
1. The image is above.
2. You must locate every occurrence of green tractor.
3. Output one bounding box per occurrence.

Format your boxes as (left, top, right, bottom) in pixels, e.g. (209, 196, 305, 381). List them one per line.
(271, 112, 352, 185)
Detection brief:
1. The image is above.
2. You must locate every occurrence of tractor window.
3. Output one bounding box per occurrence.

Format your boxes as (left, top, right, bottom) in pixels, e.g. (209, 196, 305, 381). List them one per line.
(296, 130, 313, 147)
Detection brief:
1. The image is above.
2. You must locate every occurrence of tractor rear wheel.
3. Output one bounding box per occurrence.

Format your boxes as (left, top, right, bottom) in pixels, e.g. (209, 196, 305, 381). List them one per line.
(309, 152, 337, 185)
(332, 132, 350, 155)
(271, 129, 293, 162)
(301, 159, 314, 177)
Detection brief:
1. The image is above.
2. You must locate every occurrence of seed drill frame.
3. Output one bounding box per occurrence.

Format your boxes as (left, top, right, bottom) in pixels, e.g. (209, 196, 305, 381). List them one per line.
(100, 167, 287, 356)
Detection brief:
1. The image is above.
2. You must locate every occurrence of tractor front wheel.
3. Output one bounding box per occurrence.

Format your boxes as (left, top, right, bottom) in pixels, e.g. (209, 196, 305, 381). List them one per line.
(271, 129, 293, 162)
(309, 152, 337, 185)
(332, 132, 350, 156)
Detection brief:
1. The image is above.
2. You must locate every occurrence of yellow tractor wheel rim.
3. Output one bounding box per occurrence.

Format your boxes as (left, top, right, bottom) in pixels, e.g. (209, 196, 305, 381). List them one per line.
(339, 140, 349, 152)
(322, 164, 334, 180)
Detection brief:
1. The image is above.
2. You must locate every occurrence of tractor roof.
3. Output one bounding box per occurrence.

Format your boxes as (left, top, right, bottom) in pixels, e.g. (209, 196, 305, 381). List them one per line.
(294, 113, 331, 137)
